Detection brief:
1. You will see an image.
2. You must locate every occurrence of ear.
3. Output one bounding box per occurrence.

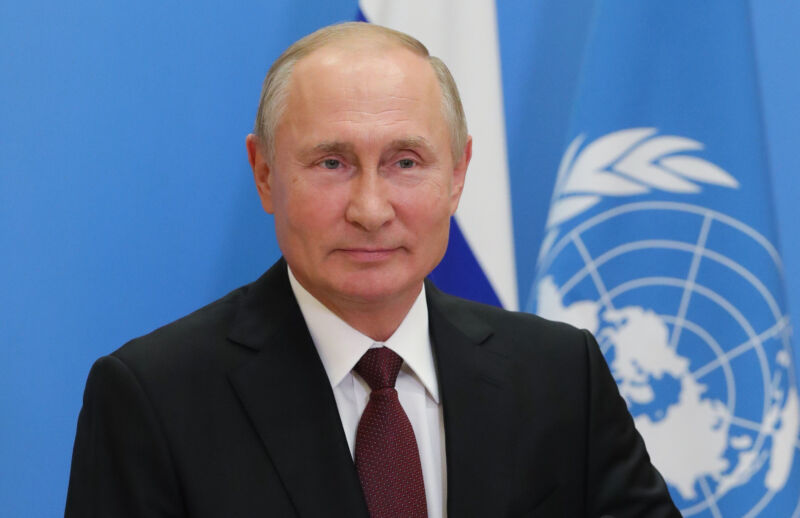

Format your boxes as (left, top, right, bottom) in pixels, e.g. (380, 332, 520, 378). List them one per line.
(246, 134, 275, 214)
(449, 135, 472, 215)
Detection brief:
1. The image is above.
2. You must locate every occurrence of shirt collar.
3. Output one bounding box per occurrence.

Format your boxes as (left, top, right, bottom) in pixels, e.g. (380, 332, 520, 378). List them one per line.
(287, 267, 439, 403)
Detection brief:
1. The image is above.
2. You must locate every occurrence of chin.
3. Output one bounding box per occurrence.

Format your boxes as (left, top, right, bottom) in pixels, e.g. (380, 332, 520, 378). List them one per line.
(333, 272, 421, 305)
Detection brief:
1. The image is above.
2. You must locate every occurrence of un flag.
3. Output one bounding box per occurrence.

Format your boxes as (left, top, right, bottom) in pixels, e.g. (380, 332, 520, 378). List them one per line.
(532, 3, 800, 517)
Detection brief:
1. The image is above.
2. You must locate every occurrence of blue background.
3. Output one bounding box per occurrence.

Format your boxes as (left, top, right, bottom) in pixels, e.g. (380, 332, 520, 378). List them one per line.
(2, 2, 798, 515)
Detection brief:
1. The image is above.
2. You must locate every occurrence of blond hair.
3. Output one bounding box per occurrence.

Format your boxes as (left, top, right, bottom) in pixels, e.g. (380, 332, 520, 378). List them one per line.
(253, 22, 468, 161)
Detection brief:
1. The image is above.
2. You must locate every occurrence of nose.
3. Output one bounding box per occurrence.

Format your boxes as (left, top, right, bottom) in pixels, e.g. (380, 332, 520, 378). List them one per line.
(345, 169, 395, 232)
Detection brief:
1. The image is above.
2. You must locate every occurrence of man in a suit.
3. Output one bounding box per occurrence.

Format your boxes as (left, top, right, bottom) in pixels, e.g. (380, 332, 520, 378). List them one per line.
(66, 22, 680, 517)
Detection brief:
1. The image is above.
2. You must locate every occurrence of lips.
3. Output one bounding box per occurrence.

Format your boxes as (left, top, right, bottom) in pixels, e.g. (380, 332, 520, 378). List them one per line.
(337, 247, 400, 262)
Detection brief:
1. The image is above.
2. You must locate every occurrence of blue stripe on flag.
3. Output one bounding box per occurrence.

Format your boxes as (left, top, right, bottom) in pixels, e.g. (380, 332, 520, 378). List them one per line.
(429, 217, 502, 308)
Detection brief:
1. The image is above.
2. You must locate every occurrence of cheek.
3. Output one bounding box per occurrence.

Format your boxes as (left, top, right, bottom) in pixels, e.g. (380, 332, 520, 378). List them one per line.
(403, 176, 452, 214)
(397, 185, 453, 237)
(281, 183, 346, 235)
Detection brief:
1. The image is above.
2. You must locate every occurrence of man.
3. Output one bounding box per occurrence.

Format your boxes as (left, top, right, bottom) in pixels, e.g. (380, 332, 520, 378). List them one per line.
(66, 22, 680, 517)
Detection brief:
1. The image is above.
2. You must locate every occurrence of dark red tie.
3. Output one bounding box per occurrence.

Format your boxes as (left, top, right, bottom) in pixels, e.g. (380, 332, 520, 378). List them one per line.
(354, 347, 428, 518)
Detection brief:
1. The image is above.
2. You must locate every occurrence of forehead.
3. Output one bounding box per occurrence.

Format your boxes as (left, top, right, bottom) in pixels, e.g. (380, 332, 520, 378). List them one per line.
(281, 43, 444, 138)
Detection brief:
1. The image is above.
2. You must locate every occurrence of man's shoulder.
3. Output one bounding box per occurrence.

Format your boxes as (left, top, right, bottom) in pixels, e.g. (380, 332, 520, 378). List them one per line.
(105, 282, 251, 387)
(109, 260, 294, 381)
(116, 283, 249, 361)
(425, 281, 591, 360)
(426, 281, 586, 338)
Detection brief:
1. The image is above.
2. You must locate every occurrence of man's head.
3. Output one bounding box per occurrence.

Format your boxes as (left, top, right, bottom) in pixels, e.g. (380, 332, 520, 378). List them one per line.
(253, 23, 468, 164)
(246, 22, 472, 326)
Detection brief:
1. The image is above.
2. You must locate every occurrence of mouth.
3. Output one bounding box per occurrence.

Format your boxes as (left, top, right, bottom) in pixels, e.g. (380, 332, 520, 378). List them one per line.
(337, 247, 400, 262)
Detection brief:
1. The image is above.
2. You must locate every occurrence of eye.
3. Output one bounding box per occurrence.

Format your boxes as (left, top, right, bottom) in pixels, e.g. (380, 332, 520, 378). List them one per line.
(321, 158, 341, 169)
(396, 158, 416, 169)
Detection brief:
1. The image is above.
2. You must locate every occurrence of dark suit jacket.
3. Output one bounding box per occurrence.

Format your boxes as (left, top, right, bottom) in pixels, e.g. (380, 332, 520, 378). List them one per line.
(66, 259, 679, 517)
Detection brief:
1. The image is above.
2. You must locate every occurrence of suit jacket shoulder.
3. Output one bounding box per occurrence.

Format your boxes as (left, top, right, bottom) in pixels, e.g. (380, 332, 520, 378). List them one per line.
(66, 260, 368, 518)
(112, 280, 249, 389)
(425, 281, 680, 517)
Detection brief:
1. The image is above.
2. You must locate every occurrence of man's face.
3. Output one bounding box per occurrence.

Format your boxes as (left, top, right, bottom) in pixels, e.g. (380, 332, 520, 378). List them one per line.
(248, 42, 470, 314)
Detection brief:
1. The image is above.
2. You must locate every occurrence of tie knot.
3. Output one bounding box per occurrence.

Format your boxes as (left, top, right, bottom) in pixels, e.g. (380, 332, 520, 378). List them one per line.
(354, 347, 404, 391)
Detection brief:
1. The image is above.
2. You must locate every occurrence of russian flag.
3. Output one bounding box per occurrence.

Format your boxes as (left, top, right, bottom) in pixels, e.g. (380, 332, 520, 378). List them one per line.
(358, 0, 518, 311)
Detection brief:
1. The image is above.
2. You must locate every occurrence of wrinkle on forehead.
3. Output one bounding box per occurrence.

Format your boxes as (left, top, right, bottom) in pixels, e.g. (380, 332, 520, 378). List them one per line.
(330, 117, 413, 129)
(330, 106, 412, 120)
(298, 79, 432, 110)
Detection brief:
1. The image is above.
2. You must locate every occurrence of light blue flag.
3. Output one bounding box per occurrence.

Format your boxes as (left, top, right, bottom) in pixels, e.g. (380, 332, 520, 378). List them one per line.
(533, 3, 800, 516)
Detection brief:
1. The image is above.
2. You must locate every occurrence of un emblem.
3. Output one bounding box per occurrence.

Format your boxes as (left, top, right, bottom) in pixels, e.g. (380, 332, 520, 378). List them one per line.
(532, 129, 800, 516)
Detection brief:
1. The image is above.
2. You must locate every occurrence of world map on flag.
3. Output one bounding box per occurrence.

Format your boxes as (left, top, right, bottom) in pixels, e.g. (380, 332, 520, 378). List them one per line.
(535, 200, 800, 516)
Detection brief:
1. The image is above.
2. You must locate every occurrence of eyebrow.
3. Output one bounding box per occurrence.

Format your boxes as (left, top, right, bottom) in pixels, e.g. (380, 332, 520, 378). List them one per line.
(388, 136, 434, 154)
(303, 141, 356, 157)
(299, 136, 435, 159)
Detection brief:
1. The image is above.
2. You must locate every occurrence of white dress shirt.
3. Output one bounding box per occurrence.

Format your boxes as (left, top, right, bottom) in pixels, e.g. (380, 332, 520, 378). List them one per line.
(288, 268, 447, 518)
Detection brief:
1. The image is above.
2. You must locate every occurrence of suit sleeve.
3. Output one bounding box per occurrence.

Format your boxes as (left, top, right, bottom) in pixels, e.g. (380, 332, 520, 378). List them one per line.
(582, 330, 681, 518)
(65, 355, 185, 517)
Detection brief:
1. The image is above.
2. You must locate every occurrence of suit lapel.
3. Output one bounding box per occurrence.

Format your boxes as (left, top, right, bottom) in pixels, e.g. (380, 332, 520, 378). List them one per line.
(227, 260, 369, 518)
(426, 282, 514, 517)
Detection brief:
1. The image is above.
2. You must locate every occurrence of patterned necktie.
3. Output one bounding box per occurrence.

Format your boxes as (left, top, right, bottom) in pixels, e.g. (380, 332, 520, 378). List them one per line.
(354, 347, 428, 518)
